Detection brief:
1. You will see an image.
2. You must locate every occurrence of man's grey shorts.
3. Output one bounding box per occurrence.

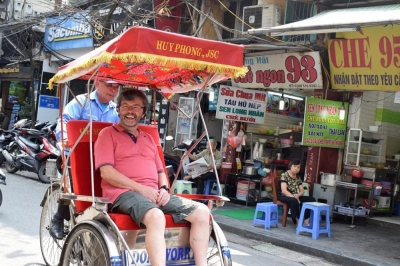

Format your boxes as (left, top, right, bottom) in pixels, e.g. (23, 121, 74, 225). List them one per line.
(109, 191, 201, 228)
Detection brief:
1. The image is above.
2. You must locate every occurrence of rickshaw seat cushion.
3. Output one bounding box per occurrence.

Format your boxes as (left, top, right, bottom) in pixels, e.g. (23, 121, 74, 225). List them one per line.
(66, 120, 181, 230)
(109, 213, 190, 231)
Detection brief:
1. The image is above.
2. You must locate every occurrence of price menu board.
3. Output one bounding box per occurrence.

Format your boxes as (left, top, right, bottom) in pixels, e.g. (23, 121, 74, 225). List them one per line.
(302, 97, 348, 149)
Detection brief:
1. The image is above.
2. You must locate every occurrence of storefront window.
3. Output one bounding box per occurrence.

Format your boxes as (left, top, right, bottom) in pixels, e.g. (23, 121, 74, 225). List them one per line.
(8, 81, 28, 104)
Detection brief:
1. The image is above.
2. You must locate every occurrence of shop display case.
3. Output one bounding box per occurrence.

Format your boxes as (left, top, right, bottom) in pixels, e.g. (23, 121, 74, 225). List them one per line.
(175, 97, 198, 143)
(345, 128, 383, 167)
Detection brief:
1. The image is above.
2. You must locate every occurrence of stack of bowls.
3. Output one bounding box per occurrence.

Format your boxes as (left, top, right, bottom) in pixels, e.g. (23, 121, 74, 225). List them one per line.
(236, 181, 256, 201)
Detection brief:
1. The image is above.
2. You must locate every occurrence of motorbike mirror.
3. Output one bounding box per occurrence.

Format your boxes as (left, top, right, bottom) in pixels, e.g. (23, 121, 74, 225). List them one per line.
(165, 136, 174, 141)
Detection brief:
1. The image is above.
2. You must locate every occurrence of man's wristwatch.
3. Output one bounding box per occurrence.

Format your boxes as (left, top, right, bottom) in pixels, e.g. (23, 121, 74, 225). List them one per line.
(160, 185, 170, 192)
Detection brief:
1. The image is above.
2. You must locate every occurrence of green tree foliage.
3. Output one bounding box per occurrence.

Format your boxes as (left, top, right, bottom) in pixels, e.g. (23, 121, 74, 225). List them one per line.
(18, 100, 32, 120)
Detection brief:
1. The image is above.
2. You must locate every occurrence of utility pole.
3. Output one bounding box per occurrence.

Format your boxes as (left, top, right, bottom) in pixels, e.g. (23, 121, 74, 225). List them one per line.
(27, 29, 36, 127)
(55, 0, 62, 11)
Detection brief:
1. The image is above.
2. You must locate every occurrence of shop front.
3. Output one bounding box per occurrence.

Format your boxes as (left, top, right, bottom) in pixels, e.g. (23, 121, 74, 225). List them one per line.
(200, 50, 345, 204)
(326, 24, 400, 220)
(0, 66, 37, 129)
(244, 4, 400, 221)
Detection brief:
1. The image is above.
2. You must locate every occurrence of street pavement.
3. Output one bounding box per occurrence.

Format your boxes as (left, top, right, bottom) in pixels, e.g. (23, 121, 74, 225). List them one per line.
(2, 168, 399, 265)
(212, 201, 400, 266)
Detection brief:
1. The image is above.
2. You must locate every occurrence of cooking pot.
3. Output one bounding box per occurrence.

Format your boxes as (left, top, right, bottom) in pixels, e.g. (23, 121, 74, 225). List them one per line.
(320, 172, 341, 186)
(352, 169, 364, 178)
(243, 166, 258, 175)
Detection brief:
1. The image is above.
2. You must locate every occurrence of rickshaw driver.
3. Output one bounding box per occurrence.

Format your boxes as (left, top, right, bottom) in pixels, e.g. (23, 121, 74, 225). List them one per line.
(50, 79, 120, 240)
(95, 89, 210, 266)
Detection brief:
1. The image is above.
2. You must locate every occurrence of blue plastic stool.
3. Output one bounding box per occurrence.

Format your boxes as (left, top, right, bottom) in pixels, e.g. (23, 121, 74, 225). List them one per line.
(204, 179, 220, 195)
(252, 202, 279, 229)
(296, 202, 331, 239)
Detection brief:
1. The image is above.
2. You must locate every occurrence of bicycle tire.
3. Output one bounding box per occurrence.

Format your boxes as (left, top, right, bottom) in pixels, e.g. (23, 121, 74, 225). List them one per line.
(39, 186, 66, 266)
(207, 229, 232, 266)
(60, 223, 110, 266)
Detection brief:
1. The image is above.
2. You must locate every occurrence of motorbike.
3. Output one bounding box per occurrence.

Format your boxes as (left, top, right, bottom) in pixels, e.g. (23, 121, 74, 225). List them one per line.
(0, 120, 53, 166)
(0, 168, 5, 207)
(2, 122, 60, 183)
(12, 119, 49, 131)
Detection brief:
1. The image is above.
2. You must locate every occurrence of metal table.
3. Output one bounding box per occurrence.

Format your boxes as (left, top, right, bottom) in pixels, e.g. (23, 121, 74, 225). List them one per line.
(335, 181, 371, 226)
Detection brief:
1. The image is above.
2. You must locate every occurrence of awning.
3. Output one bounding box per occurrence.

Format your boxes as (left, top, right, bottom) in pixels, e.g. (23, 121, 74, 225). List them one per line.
(248, 4, 400, 36)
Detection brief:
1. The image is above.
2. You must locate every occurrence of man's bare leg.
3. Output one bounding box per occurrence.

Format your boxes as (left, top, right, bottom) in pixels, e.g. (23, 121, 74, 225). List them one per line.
(177, 227, 190, 246)
(142, 208, 166, 266)
(185, 204, 210, 266)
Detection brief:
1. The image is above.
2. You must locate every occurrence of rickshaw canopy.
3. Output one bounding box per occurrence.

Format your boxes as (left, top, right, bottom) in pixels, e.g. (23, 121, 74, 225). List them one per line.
(49, 26, 247, 94)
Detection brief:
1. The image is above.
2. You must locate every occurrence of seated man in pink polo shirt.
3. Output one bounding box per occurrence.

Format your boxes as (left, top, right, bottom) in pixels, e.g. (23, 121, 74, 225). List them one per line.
(94, 89, 210, 266)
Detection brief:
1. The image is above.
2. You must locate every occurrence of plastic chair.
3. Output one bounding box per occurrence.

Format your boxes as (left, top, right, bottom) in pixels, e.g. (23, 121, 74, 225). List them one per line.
(172, 181, 192, 194)
(296, 202, 331, 240)
(272, 177, 289, 227)
(204, 179, 220, 195)
(252, 202, 278, 229)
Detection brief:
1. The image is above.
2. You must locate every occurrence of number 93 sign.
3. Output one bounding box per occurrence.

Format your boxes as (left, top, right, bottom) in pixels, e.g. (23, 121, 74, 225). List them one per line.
(231, 51, 323, 90)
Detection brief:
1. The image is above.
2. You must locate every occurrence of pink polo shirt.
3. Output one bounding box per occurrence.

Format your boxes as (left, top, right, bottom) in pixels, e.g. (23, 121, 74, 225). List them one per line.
(94, 124, 164, 203)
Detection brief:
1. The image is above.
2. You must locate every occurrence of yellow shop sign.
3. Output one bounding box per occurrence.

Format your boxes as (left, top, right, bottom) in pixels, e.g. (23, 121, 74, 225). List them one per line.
(0, 68, 19, 74)
(328, 25, 400, 91)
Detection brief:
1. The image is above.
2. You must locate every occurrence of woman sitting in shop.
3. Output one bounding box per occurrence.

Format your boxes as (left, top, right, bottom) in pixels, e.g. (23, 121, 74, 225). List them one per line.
(278, 158, 316, 226)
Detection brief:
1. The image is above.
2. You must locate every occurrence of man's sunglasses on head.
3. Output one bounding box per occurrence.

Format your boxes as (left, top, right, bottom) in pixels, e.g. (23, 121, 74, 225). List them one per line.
(102, 81, 120, 88)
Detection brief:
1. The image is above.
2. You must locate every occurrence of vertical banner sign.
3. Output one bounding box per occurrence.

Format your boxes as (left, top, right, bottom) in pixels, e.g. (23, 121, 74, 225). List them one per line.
(329, 25, 400, 91)
(216, 86, 267, 124)
(154, 0, 182, 32)
(305, 146, 318, 187)
(302, 97, 348, 148)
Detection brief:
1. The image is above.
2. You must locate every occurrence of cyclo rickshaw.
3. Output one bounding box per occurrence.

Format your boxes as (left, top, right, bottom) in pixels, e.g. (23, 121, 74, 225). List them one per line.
(38, 26, 247, 266)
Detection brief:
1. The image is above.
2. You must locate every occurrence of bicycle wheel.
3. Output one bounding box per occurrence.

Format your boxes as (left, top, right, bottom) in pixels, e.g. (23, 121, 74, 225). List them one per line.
(61, 223, 110, 266)
(39, 186, 68, 266)
(207, 230, 232, 266)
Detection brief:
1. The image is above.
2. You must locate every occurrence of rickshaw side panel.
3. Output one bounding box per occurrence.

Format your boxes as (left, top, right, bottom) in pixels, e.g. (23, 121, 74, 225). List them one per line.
(66, 120, 111, 213)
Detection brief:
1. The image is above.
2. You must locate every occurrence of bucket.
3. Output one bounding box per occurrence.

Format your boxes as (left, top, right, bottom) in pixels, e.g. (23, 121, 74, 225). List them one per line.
(320, 172, 340, 186)
(396, 202, 400, 216)
(374, 186, 382, 196)
(220, 163, 232, 183)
